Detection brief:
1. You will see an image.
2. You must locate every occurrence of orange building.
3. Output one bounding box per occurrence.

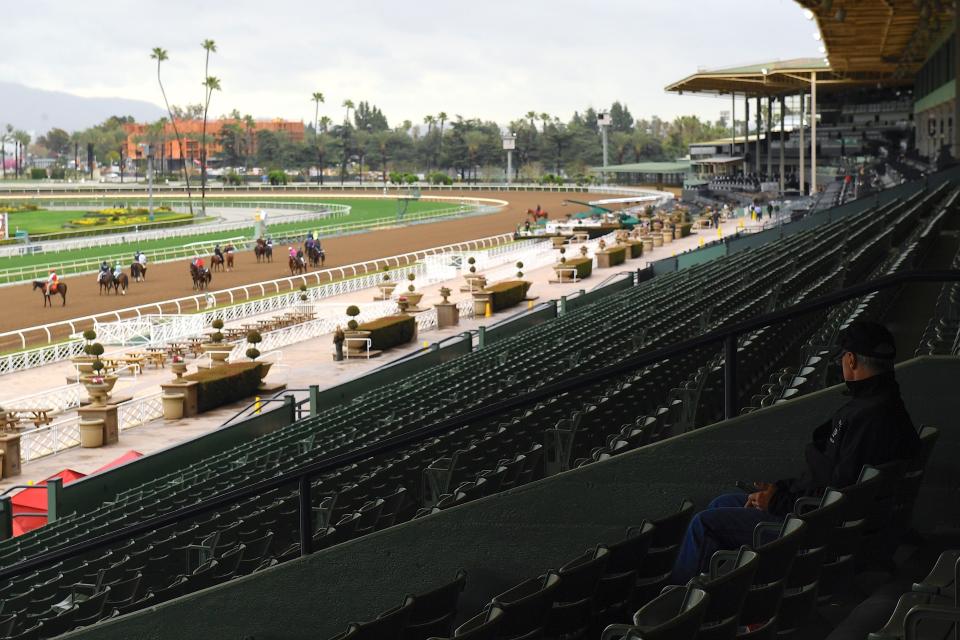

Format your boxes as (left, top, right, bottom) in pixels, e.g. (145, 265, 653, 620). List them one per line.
(123, 118, 305, 165)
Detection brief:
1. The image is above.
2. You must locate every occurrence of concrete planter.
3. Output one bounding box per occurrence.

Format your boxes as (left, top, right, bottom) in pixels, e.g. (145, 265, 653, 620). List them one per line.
(79, 419, 105, 448)
(171, 361, 188, 381)
(662, 231, 674, 244)
(203, 344, 233, 366)
(163, 394, 185, 420)
(83, 382, 110, 406)
(344, 330, 372, 355)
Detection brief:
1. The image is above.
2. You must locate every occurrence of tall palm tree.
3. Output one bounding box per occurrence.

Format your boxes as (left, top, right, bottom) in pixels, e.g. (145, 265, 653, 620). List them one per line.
(243, 114, 255, 171)
(423, 115, 436, 170)
(199, 39, 217, 215)
(150, 47, 193, 215)
(201, 75, 221, 214)
(318, 116, 332, 133)
(342, 99, 355, 125)
(312, 92, 325, 184)
(0, 125, 10, 179)
(437, 111, 448, 163)
(14, 130, 30, 178)
(539, 112, 551, 134)
(525, 111, 537, 131)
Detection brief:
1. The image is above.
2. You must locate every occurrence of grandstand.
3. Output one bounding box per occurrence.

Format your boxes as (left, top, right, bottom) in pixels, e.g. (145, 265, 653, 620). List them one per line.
(0, 3, 959, 640)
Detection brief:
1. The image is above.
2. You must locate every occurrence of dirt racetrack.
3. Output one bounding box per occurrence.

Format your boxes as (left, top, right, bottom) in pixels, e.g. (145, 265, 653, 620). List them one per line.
(0, 189, 622, 350)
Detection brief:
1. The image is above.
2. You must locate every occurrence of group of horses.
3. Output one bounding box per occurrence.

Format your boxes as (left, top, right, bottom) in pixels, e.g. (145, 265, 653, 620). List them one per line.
(211, 244, 236, 272)
(288, 243, 325, 276)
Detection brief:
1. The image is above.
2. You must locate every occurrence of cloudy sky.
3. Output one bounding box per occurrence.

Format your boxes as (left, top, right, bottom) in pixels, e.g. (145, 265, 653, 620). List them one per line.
(1, 0, 823, 128)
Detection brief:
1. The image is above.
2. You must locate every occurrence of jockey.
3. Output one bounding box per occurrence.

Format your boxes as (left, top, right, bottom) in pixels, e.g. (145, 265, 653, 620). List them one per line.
(288, 246, 296, 259)
(98, 260, 110, 282)
(196, 256, 205, 270)
(113, 262, 122, 278)
(266, 237, 273, 248)
(305, 237, 314, 252)
(214, 243, 223, 260)
(47, 269, 58, 292)
(138, 252, 147, 267)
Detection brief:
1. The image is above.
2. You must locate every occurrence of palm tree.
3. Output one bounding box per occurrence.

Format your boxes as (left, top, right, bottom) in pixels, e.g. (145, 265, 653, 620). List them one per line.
(437, 111, 448, 165)
(151, 47, 193, 215)
(14, 130, 30, 178)
(539, 112, 551, 134)
(464, 131, 485, 182)
(342, 99, 355, 125)
(200, 75, 221, 214)
(0, 125, 10, 179)
(525, 111, 537, 131)
(312, 92, 325, 184)
(422, 115, 436, 169)
(199, 39, 217, 215)
(318, 116, 332, 133)
(243, 114, 255, 171)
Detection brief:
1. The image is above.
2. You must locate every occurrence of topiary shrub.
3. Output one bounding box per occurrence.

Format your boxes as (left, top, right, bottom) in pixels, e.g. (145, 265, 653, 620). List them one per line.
(210, 318, 225, 343)
(600, 245, 627, 267)
(485, 280, 530, 311)
(467, 257, 477, 274)
(346, 304, 361, 331)
(246, 330, 263, 361)
(407, 272, 416, 293)
(299, 284, 308, 302)
(82, 329, 97, 343)
(561, 257, 593, 279)
(358, 314, 416, 350)
(84, 342, 104, 358)
(516, 261, 524, 278)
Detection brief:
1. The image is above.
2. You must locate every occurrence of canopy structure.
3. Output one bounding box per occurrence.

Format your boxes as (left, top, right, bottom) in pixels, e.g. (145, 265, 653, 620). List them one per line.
(589, 161, 691, 174)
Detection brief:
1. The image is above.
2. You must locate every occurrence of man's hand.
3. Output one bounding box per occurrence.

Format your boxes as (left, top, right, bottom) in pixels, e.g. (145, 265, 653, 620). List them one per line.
(744, 482, 776, 510)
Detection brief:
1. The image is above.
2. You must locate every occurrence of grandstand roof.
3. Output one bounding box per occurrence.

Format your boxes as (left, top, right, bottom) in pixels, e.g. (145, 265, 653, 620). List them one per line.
(795, 0, 954, 79)
(666, 58, 899, 96)
(589, 161, 691, 174)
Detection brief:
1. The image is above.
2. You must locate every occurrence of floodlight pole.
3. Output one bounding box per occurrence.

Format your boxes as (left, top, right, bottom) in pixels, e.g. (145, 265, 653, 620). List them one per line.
(598, 111, 612, 185)
(810, 71, 818, 196)
(779, 96, 786, 194)
(766, 97, 773, 179)
(799, 93, 806, 195)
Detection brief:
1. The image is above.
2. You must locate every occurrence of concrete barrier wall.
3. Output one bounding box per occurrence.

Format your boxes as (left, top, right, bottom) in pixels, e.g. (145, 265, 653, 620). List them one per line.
(65, 357, 960, 640)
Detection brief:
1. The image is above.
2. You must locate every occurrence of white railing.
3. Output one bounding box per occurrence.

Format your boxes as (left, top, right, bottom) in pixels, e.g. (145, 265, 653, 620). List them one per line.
(20, 416, 81, 462)
(118, 392, 164, 431)
(93, 315, 207, 346)
(0, 233, 513, 364)
(0, 340, 86, 376)
(0, 383, 83, 415)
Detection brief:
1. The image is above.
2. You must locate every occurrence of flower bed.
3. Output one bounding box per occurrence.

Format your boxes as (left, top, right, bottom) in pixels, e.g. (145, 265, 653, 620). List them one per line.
(358, 314, 417, 350)
(598, 246, 627, 267)
(626, 240, 644, 258)
(485, 280, 531, 311)
(184, 362, 265, 413)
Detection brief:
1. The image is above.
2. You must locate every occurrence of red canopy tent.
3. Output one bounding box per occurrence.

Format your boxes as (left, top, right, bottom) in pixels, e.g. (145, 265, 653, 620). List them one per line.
(10, 451, 142, 536)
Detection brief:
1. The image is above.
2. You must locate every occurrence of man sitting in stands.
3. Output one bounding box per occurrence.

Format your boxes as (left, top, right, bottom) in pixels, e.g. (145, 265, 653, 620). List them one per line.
(669, 321, 920, 584)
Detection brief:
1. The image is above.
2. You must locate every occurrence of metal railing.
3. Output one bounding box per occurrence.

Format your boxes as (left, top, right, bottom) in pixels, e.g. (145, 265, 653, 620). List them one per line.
(3, 269, 955, 574)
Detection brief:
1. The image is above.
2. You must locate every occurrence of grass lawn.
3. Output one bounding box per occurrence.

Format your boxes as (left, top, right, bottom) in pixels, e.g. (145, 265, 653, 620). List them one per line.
(0, 198, 459, 275)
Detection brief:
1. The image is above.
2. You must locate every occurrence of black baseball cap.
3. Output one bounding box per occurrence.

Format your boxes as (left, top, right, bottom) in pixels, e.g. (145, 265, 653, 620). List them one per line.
(834, 321, 896, 360)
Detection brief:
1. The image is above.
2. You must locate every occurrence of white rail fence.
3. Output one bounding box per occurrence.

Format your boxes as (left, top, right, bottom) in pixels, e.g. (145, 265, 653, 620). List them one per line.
(118, 392, 164, 431)
(0, 383, 83, 414)
(0, 341, 86, 376)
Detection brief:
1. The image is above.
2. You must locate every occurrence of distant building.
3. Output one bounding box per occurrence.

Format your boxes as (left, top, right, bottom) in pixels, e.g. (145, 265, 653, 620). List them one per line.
(122, 118, 305, 168)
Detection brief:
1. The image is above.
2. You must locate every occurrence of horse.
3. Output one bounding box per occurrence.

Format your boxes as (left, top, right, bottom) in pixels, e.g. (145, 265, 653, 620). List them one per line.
(306, 244, 325, 268)
(211, 253, 225, 272)
(224, 244, 235, 271)
(289, 254, 306, 276)
(131, 262, 147, 282)
(32, 280, 67, 307)
(255, 239, 273, 263)
(526, 208, 548, 222)
(98, 271, 114, 295)
(112, 272, 129, 296)
(190, 263, 212, 291)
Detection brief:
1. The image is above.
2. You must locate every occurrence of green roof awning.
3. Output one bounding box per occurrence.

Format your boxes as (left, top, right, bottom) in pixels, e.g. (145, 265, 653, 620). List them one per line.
(590, 161, 691, 174)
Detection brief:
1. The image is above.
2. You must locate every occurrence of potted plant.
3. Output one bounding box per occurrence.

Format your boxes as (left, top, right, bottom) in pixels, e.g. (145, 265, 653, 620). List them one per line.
(343, 305, 371, 355)
(202, 318, 232, 366)
(463, 257, 486, 291)
(170, 354, 188, 381)
(378, 267, 397, 299)
(83, 367, 110, 406)
(72, 329, 99, 375)
(516, 261, 524, 279)
(246, 329, 272, 379)
(404, 273, 423, 309)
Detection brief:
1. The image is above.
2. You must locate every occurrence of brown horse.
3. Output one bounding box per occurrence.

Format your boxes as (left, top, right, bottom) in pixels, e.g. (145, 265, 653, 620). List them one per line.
(225, 244, 235, 271)
(255, 239, 273, 263)
(98, 271, 114, 295)
(112, 272, 129, 296)
(289, 255, 306, 276)
(190, 263, 212, 290)
(131, 261, 147, 282)
(211, 254, 225, 272)
(33, 280, 67, 307)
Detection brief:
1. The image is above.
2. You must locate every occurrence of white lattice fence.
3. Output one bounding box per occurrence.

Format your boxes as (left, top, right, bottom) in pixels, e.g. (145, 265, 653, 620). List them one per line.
(0, 383, 82, 414)
(21, 417, 81, 462)
(0, 341, 86, 376)
(118, 393, 164, 430)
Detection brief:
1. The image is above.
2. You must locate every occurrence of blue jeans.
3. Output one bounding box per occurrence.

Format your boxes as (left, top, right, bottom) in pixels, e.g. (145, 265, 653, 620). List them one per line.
(669, 493, 782, 584)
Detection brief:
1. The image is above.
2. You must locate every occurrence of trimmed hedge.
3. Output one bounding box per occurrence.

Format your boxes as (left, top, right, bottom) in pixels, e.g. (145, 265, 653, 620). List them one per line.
(184, 362, 265, 413)
(598, 246, 627, 267)
(358, 314, 416, 350)
(626, 240, 643, 259)
(679, 222, 693, 237)
(485, 280, 530, 311)
(557, 257, 593, 279)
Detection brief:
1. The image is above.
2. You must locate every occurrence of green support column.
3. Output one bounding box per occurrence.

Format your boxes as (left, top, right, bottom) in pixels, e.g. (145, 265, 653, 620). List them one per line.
(559, 296, 567, 316)
(477, 327, 486, 350)
(47, 477, 63, 524)
(0, 497, 11, 541)
(309, 385, 319, 417)
(462, 332, 473, 352)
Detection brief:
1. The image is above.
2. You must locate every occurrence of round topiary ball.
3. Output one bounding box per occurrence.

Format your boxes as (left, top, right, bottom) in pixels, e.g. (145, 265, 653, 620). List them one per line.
(299, 284, 307, 292)
(245, 347, 261, 361)
(212, 318, 224, 330)
(346, 305, 360, 317)
(347, 319, 359, 331)
(516, 261, 524, 269)
(82, 329, 97, 342)
(86, 343, 104, 357)
(247, 330, 262, 344)
(407, 273, 416, 282)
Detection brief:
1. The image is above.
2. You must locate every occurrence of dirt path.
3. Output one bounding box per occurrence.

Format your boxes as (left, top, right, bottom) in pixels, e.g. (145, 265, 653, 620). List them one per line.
(1, 190, 618, 350)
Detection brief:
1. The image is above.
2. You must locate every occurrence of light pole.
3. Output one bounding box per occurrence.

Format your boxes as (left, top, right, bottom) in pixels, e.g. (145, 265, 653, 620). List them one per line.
(597, 112, 611, 185)
(502, 133, 516, 184)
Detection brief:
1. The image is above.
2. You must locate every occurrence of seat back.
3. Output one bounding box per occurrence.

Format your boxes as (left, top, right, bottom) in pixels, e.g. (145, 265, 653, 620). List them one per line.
(794, 490, 847, 549)
(491, 572, 561, 640)
(606, 521, 654, 574)
(453, 605, 504, 640)
(641, 500, 695, 579)
(348, 595, 415, 640)
(629, 584, 711, 640)
(403, 570, 467, 640)
(555, 546, 610, 603)
(698, 547, 759, 629)
(737, 517, 807, 630)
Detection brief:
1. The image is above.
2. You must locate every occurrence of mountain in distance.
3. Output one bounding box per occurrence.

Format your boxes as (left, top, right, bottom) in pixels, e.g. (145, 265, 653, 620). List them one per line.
(0, 81, 166, 134)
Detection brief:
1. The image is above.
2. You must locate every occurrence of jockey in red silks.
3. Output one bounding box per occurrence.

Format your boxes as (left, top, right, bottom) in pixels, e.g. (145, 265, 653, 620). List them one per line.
(195, 257, 205, 270)
(47, 269, 59, 293)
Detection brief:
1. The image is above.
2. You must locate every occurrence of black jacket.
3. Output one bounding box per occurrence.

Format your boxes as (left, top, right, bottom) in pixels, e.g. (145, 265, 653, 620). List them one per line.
(769, 372, 919, 516)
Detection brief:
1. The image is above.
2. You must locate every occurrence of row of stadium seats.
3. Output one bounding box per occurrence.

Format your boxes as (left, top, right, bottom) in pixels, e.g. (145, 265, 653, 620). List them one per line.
(0, 182, 952, 638)
(319, 426, 937, 640)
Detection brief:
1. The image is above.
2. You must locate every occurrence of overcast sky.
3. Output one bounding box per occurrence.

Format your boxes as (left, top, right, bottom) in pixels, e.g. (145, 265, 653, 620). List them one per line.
(0, 0, 823, 128)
